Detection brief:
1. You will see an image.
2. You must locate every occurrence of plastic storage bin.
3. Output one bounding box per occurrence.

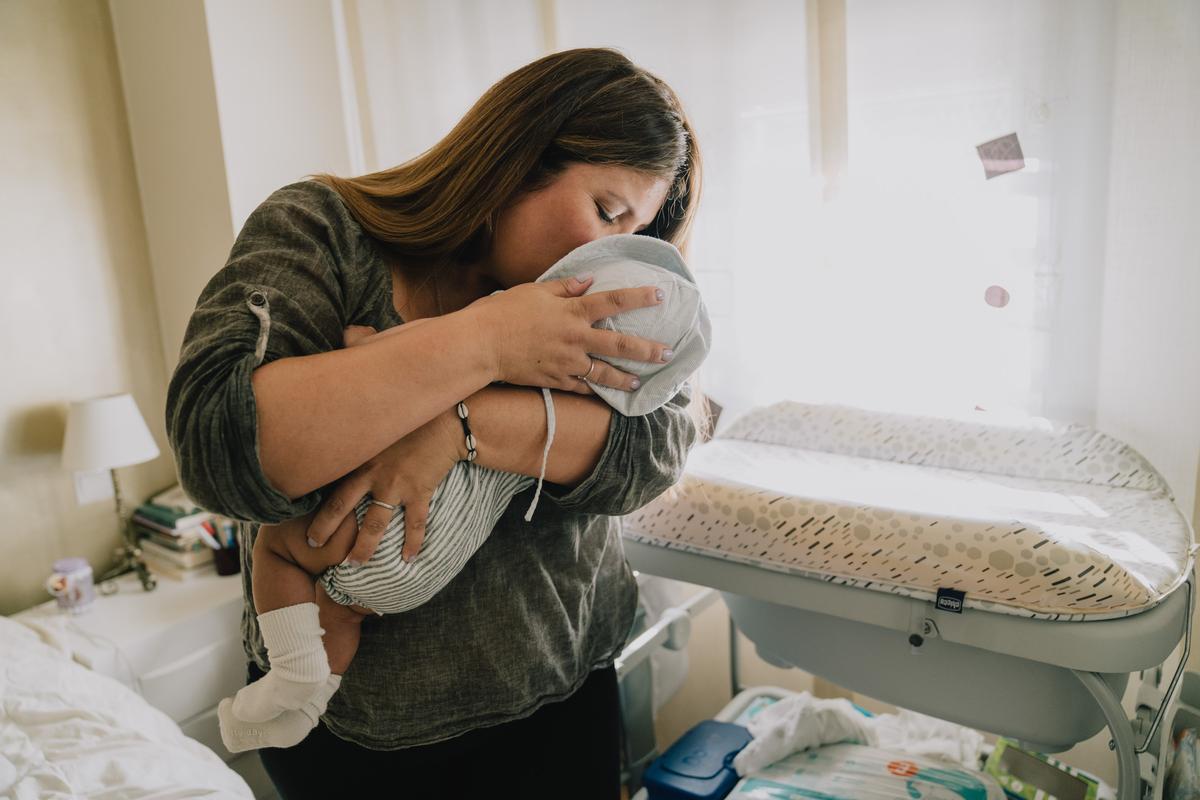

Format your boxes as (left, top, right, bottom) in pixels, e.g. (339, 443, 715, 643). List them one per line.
(642, 720, 752, 800)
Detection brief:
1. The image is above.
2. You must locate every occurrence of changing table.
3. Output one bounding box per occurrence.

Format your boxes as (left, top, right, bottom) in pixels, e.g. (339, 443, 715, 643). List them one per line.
(622, 401, 1196, 800)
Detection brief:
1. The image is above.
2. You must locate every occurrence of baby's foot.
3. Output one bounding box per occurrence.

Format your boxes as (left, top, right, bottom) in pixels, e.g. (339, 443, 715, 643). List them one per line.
(218, 674, 342, 753)
(230, 668, 329, 723)
(234, 603, 331, 722)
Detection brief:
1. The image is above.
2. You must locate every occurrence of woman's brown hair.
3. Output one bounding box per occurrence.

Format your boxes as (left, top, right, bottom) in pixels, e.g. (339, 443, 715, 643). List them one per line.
(312, 46, 713, 440)
(313, 47, 699, 262)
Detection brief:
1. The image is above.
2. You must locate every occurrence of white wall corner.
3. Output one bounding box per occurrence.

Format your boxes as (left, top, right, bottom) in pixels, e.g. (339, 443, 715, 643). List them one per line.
(109, 0, 363, 379)
(107, 0, 235, 380)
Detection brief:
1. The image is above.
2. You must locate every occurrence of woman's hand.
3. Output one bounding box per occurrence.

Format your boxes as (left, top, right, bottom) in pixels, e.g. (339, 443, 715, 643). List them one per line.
(465, 275, 672, 395)
(301, 322, 466, 565)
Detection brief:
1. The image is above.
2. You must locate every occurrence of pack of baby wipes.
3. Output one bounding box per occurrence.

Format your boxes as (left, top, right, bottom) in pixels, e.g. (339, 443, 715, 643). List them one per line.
(727, 743, 1005, 800)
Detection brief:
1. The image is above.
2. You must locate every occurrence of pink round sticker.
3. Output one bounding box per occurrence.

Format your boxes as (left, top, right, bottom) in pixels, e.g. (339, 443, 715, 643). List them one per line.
(984, 285, 1011, 308)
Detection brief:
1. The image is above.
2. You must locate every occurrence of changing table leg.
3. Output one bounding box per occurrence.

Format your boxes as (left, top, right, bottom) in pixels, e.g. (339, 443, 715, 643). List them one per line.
(729, 616, 742, 697)
(1073, 670, 1140, 800)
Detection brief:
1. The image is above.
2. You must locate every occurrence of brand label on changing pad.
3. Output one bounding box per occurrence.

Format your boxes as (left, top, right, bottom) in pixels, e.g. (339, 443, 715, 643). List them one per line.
(936, 588, 966, 613)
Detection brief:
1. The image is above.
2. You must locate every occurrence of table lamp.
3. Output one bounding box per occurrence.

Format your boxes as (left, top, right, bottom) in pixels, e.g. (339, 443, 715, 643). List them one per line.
(61, 392, 160, 591)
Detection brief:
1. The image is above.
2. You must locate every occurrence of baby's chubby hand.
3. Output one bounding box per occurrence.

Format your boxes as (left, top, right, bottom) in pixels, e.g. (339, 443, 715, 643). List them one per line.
(341, 317, 435, 349)
(342, 324, 378, 347)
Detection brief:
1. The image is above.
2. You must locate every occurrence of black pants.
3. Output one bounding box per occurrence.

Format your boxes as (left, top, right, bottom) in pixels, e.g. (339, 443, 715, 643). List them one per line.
(247, 661, 622, 799)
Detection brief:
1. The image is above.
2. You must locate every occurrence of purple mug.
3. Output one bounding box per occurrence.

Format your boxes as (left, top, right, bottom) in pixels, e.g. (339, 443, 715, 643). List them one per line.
(45, 557, 96, 614)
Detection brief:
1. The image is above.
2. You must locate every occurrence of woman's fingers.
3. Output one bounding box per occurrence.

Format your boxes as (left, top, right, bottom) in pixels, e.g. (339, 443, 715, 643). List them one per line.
(578, 285, 663, 324)
(566, 379, 596, 396)
(345, 501, 397, 566)
(563, 358, 639, 393)
(584, 327, 673, 370)
(399, 496, 430, 562)
(305, 472, 372, 547)
(343, 494, 428, 565)
(547, 275, 595, 297)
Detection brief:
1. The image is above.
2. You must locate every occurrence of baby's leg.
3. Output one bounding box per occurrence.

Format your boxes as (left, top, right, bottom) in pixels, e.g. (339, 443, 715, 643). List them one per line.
(220, 516, 374, 753)
(250, 515, 326, 615)
(315, 579, 375, 675)
(230, 515, 354, 723)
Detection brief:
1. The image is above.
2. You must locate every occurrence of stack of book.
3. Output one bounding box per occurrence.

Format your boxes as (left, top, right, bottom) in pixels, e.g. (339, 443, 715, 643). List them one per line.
(133, 485, 235, 580)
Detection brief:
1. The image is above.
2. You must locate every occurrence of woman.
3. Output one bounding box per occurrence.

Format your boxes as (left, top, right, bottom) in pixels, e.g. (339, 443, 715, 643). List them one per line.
(165, 47, 705, 797)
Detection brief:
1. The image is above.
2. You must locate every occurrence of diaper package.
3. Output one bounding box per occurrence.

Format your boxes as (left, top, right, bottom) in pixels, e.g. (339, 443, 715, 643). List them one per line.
(1167, 728, 1200, 800)
(727, 743, 1006, 800)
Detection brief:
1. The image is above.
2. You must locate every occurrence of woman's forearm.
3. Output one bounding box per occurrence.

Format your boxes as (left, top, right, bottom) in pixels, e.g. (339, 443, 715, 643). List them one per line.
(466, 385, 612, 488)
(253, 309, 495, 499)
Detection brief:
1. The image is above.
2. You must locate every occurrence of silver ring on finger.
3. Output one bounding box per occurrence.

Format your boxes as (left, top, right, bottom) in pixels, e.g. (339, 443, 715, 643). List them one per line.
(573, 356, 597, 382)
(368, 498, 401, 512)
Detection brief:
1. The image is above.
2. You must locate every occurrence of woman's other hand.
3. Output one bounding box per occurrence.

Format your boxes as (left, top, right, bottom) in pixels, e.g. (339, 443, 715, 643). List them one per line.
(305, 405, 465, 565)
(302, 322, 466, 566)
(466, 276, 672, 395)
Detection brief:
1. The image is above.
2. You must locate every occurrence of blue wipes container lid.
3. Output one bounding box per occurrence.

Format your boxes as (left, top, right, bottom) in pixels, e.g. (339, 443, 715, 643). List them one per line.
(644, 720, 752, 800)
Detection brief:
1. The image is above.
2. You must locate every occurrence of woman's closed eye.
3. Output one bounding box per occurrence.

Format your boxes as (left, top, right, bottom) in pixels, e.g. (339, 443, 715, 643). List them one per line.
(595, 202, 617, 225)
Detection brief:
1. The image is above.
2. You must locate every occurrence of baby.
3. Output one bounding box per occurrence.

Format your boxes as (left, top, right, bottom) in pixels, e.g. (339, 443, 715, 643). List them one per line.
(217, 234, 711, 752)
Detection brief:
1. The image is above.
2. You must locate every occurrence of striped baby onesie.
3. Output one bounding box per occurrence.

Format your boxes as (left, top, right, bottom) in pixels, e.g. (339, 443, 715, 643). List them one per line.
(318, 462, 533, 613)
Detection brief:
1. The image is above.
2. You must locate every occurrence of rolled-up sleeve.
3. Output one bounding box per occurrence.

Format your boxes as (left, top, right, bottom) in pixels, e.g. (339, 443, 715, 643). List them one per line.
(165, 182, 356, 524)
(539, 380, 699, 517)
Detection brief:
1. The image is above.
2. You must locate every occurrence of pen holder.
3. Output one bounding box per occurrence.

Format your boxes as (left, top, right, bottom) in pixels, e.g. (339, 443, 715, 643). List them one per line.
(213, 542, 241, 576)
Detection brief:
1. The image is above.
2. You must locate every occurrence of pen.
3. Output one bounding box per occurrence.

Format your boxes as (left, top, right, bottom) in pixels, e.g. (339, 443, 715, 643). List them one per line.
(196, 520, 222, 550)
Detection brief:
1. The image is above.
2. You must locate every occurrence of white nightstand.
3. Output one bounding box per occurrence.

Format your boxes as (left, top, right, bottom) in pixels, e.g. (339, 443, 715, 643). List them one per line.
(11, 569, 278, 800)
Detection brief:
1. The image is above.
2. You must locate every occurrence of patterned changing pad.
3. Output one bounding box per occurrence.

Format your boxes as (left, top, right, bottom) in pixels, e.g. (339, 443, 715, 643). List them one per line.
(624, 402, 1195, 620)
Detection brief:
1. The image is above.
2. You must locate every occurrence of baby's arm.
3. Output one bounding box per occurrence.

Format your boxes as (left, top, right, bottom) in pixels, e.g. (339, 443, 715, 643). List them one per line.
(342, 316, 434, 347)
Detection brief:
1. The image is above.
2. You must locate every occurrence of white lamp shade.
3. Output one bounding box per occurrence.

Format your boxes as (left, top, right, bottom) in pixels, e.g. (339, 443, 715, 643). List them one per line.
(61, 393, 160, 471)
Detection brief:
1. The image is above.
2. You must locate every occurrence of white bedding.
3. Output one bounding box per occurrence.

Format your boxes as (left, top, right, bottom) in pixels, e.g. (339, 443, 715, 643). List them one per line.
(0, 615, 252, 799)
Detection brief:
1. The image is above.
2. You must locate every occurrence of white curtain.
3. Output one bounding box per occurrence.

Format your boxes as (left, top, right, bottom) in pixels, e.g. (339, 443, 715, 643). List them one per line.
(345, 0, 1116, 428)
(350, 0, 545, 168)
(833, 0, 1116, 426)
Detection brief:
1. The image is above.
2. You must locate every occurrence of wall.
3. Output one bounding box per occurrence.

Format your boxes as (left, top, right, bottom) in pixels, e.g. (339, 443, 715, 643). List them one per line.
(108, 0, 357, 378)
(1, 0, 360, 614)
(0, 0, 176, 614)
(105, 0, 233, 382)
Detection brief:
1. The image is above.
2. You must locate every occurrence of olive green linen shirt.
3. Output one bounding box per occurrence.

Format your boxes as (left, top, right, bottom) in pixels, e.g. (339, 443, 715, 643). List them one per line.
(164, 180, 698, 749)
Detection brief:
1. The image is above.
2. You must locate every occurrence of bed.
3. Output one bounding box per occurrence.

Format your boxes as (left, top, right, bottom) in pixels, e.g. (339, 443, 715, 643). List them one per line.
(621, 400, 1196, 800)
(0, 614, 254, 799)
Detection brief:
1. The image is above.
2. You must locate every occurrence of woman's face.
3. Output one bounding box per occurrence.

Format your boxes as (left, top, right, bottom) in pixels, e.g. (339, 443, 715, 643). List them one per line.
(483, 162, 672, 287)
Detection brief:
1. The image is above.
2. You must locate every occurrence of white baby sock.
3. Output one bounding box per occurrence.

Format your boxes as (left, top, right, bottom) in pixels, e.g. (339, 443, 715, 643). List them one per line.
(231, 603, 331, 723)
(218, 673, 342, 753)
